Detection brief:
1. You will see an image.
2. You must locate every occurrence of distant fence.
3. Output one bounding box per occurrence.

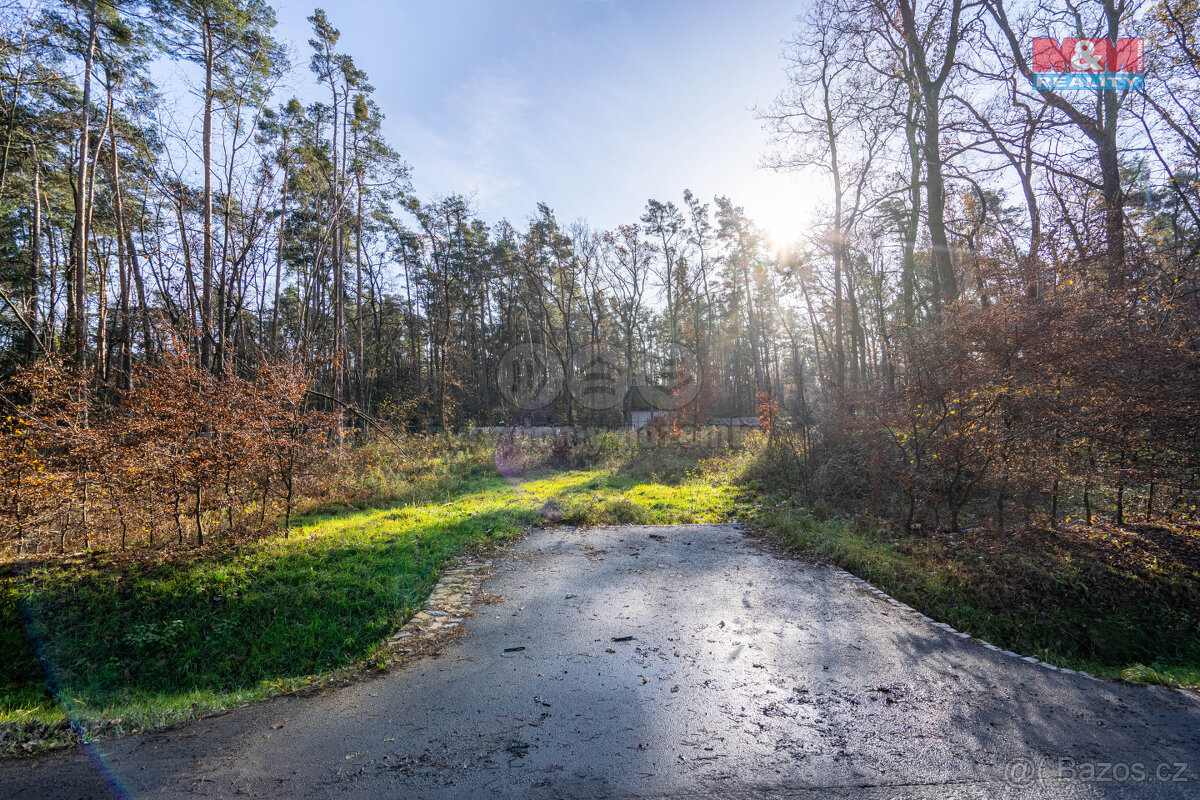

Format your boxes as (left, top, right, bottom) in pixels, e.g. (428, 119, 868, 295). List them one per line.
(470, 417, 766, 437)
(709, 416, 763, 427)
(464, 424, 758, 447)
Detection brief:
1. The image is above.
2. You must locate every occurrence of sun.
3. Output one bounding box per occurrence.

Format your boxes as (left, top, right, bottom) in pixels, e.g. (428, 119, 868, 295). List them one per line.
(745, 173, 813, 253)
(762, 216, 805, 254)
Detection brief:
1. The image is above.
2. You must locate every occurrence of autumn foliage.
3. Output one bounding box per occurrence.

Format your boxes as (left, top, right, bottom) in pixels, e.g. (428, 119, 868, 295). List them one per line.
(0, 351, 335, 555)
(846, 287, 1200, 532)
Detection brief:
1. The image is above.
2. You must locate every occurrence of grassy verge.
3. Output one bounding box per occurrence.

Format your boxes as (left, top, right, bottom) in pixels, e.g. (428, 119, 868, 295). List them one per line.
(740, 482, 1200, 690)
(0, 438, 739, 754)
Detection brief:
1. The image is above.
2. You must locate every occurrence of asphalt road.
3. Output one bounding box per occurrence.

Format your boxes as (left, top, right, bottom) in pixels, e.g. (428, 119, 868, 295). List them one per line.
(2, 523, 1199, 799)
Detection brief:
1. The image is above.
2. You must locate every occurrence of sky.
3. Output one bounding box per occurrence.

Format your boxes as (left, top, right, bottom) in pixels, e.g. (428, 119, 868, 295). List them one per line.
(262, 0, 817, 246)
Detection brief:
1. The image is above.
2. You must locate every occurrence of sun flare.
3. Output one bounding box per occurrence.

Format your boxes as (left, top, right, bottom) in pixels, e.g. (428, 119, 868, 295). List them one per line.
(745, 173, 815, 252)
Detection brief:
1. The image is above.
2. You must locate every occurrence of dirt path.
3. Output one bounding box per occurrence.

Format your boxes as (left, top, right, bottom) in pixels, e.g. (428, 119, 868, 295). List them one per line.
(2, 523, 1198, 799)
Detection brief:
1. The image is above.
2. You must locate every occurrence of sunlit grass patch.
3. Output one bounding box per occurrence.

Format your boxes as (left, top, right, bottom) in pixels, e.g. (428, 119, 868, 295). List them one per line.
(518, 468, 736, 526)
(1123, 664, 1200, 688)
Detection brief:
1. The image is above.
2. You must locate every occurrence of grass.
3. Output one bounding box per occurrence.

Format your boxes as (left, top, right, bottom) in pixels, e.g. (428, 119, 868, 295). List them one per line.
(0, 437, 740, 754)
(740, 480, 1200, 690)
(526, 470, 734, 526)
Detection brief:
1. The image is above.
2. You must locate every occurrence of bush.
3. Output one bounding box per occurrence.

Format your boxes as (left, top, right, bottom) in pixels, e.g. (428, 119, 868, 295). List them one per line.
(0, 352, 334, 555)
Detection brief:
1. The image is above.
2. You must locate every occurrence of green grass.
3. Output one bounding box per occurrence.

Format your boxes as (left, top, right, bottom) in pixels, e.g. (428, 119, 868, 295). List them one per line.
(0, 440, 738, 753)
(740, 486, 1200, 690)
(522, 470, 734, 526)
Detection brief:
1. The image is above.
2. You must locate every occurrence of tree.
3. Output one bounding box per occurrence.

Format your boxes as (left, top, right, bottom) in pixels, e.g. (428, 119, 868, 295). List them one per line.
(154, 0, 281, 370)
(763, 0, 894, 389)
(642, 198, 685, 345)
(67, 0, 100, 367)
(985, 0, 1142, 287)
(895, 0, 972, 305)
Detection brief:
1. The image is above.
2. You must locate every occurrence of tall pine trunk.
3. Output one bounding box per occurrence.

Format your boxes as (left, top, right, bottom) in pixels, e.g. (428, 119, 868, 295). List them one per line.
(200, 13, 215, 371)
(107, 75, 132, 389)
(69, 0, 99, 368)
(25, 148, 40, 363)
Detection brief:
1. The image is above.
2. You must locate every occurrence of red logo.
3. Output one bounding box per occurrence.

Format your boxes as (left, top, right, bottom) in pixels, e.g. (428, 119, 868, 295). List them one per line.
(1032, 38, 1143, 73)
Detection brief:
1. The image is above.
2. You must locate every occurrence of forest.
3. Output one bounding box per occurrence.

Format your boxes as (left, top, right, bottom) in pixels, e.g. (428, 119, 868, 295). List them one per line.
(0, 0, 1197, 760)
(0, 0, 1197, 557)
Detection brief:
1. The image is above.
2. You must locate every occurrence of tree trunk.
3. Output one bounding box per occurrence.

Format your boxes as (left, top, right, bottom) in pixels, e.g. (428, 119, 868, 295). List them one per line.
(995, 484, 1006, 535)
(128, 227, 153, 361)
(25, 147, 40, 363)
(901, 101, 921, 326)
(107, 92, 132, 388)
(1097, 135, 1125, 288)
(354, 125, 365, 410)
(924, 91, 956, 305)
(201, 14, 215, 371)
(94, 234, 108, 384)
(272, 149, 287, 358)
(69, 0, 100, 368)
(826, 89, 847, 393)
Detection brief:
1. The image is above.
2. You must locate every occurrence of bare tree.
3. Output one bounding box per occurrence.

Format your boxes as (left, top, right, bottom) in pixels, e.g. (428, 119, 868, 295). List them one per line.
(985, 0, 1146, 287)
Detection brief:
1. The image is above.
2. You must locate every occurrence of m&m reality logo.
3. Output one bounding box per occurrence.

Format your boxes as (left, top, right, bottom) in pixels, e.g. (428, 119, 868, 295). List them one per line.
(1031, 37, 1144, 90)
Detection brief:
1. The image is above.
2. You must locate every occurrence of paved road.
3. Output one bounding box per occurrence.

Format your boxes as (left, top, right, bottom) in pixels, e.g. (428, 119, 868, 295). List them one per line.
(3, 523, 1199, 799)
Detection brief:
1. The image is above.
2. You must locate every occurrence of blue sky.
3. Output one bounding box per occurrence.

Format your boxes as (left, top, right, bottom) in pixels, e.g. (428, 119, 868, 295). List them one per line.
(266, 0, 814, 242)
